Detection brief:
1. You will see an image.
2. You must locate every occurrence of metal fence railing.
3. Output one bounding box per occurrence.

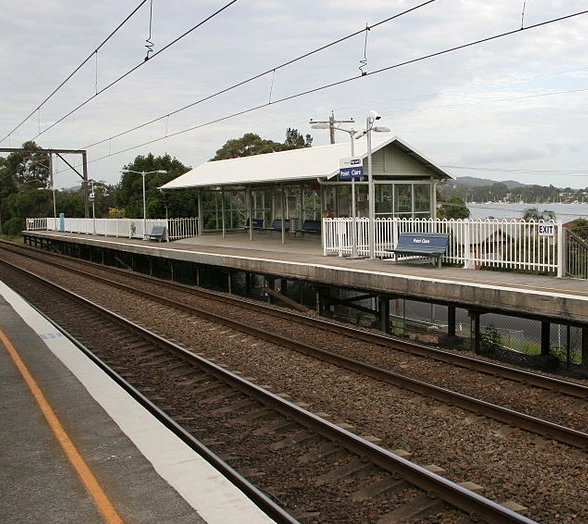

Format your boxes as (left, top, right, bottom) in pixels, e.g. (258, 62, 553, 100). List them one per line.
(566, 229, 588, 279)
(25, 216, 583, 278)
(27, 217, 199, 241)
(323, 217, 563, 276)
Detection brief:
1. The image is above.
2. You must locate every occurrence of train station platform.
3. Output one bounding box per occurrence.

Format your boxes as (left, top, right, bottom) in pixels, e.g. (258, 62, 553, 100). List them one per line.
(0, 281, 274, 523)
(23, 230, 588, 326)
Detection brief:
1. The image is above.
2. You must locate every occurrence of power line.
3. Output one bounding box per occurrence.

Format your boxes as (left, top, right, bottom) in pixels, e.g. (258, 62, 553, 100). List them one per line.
(0, 0, 149, 145)
(83, 0, 438, 150)
(81, 8, 588, 167)
(27, 0, 240, 142)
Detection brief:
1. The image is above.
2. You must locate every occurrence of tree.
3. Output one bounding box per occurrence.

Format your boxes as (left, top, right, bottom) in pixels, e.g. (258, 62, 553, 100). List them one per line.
(489, 182, 509, 201)
(437, 196, 470, 219)
(0, 141, 52, 235)
(3, 141, 51, 189)
(566, 218, 588, 242)
(283, 128, 313, 149)
(211, 128, 312, 161)
(55, 189, 86, 218)
(115, 153, 192, 219)
(211, 133, 282, 160)
(522, 207, 556, 221)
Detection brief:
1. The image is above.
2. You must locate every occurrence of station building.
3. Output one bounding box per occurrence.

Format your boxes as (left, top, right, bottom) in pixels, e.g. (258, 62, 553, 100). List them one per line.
(160, 136, 452, 236)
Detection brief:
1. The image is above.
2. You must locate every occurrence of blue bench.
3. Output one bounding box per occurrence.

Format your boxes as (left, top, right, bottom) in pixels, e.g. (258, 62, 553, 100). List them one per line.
(388, 232, 449, 267)
(243, 218, 264, 230)
(265, 218, 290, 232)
(145, 225, 167, 242)
(296, 219, 321, 236)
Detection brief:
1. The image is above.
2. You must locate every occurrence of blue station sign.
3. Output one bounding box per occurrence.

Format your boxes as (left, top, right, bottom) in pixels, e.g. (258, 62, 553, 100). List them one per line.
(339, 157, 363, 179)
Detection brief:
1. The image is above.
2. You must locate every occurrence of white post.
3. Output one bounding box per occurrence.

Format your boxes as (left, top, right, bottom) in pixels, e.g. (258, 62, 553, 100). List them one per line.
(142, 172, 147, 239)
(349, 132, 358, 259)
(557, 221, 564, 278)
(367, 115, 375, 258)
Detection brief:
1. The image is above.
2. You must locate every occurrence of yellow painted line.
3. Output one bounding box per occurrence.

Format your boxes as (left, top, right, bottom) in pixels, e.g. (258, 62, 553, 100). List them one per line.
(0, 327, 124, 524)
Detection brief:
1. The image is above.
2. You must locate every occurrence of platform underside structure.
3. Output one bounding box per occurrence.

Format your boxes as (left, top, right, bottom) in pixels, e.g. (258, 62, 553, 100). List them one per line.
(23, 231, 588, 374)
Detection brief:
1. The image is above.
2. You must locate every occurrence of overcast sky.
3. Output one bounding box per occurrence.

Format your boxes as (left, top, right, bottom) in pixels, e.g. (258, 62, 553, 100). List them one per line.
(2, 0, 588, 189)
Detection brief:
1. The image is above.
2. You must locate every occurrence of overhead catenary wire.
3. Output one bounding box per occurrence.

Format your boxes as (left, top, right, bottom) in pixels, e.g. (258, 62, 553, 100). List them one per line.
(27, 0, 240, 142)
(0, 0, 149, 145)
(81, 8, 588, 168)
(83, 0, 439, 150)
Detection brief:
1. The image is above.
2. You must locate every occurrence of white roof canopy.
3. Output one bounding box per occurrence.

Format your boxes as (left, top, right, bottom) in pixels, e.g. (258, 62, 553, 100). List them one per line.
(160, 136, 451, 191)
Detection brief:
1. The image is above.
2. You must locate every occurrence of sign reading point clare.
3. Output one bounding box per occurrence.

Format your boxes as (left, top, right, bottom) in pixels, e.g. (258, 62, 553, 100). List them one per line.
(339, 157, 363, 179)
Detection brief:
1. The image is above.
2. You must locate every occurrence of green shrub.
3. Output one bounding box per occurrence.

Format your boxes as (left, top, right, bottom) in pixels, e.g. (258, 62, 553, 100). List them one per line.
(480, 325, 501, 356)
(3, 217, 25, 237)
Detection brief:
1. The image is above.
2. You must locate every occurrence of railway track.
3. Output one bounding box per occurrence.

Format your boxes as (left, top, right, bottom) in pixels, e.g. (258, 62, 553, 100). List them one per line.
(0, 257, 538, 523)
(1, 241, 587, 521)
(3, 241, 587, 444)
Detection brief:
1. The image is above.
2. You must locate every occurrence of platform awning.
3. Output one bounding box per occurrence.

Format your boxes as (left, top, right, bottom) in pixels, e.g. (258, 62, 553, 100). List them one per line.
(160, 136, 452, 190)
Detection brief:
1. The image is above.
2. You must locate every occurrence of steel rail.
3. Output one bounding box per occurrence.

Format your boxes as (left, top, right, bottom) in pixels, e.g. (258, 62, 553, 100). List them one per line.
(0, 258, 539, 524)
(2, 242, 587, 449)
(4, 239, 586, 400)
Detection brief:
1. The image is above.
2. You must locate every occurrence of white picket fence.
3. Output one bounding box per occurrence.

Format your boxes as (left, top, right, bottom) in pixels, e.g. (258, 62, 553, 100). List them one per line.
(25, 215, 565, 276)
(26, 217, 199, 241)
(323, 217, 563, 276)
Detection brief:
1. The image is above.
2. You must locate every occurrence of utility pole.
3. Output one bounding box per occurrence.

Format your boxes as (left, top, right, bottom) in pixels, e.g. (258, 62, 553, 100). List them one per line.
(309, 111, 355, 144)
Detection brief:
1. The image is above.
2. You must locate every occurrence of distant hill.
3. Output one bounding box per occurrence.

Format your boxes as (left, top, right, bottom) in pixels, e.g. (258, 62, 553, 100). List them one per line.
(448, 177, 525, 189)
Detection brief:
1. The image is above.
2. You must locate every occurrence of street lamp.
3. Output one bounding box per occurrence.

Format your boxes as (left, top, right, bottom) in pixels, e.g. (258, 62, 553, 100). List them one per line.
(354, 111, 390, 258)
(311, 122, 356, 156)
(121, 169, 167, 238)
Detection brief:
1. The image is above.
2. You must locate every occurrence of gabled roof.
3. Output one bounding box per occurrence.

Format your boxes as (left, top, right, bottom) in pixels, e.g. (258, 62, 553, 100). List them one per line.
(160, 136, 451, 190)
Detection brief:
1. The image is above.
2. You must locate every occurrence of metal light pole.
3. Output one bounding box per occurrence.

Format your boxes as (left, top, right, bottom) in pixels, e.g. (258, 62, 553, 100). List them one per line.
(367, 116, 375, 258)
(121, 169, 167, 238)
(355, 111, 390, 258)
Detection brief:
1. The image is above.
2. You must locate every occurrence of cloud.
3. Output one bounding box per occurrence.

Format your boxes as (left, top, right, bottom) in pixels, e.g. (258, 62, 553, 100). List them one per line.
(1, 0, 588, 188)
(458, 145, 548, 165)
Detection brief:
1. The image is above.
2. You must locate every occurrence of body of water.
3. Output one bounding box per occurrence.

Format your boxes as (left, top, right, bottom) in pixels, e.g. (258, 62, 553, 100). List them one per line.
(467, 202, 588, 222)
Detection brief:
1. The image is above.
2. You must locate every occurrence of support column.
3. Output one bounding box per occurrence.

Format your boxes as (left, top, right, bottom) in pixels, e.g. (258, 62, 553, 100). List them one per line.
(447, 305, 456, 337)
(221, 188, 226, 238)
(316, 286, 328, 316)
(197, 191, 203, 236)
(379, 296, 390, 334)
(265, 277, 274, 305)
(541, 321, 551, 356)
(470, 310, 481, 354)
(566, 325, 571, 369)
(582, 327, 588, 371)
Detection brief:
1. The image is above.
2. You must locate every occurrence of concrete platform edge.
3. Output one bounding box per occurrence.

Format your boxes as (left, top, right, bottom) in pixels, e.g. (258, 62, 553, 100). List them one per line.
(0, 281, 274, 524)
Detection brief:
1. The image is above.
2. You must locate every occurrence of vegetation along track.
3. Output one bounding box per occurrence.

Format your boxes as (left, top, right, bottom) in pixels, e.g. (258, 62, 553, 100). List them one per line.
(1, 241, 587, 522)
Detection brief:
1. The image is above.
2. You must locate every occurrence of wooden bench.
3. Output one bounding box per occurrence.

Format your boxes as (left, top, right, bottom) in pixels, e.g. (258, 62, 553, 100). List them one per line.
(145, 225, 167, 242)
(387, 232, 449, 267)
(243, 218, 264, 230)
(296, 219, 321, 236)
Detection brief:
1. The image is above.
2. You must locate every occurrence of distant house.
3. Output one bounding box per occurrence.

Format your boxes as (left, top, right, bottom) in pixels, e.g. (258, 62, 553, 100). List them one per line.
(466, 228, 515, 268)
